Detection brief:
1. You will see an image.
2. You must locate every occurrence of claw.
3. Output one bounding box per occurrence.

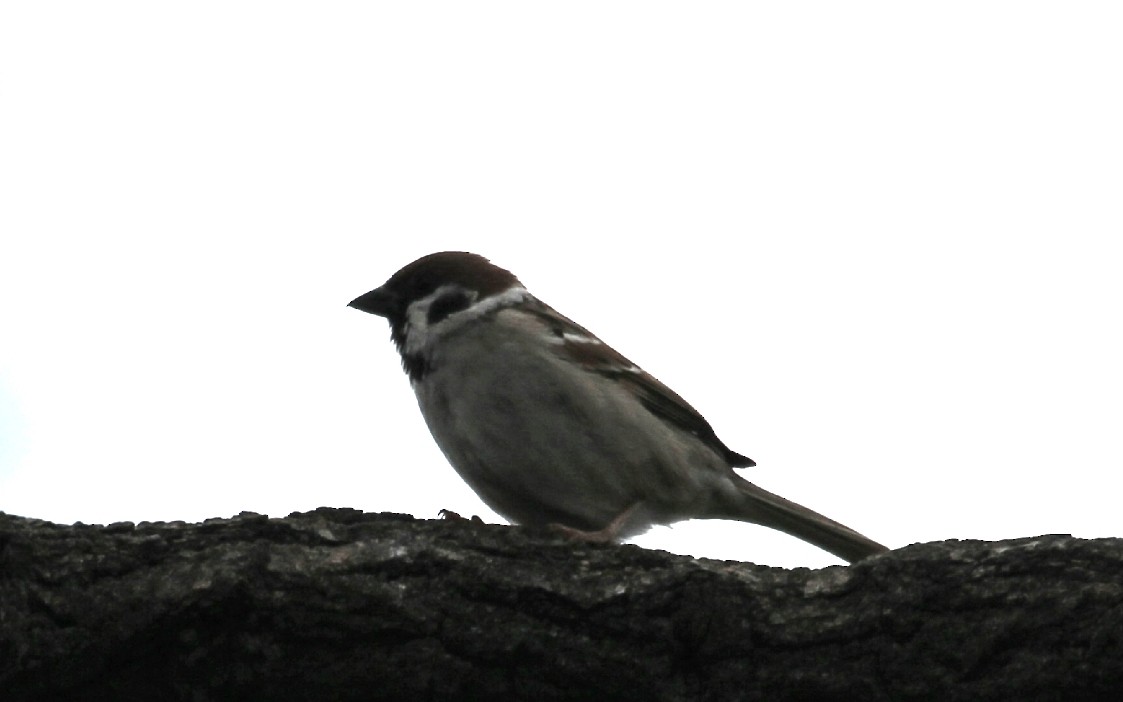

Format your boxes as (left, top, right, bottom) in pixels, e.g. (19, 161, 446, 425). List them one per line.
(438, 509, 484, 524)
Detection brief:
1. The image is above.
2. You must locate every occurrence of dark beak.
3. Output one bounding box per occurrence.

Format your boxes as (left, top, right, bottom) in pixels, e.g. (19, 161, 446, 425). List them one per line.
(348, 286, 398, 317)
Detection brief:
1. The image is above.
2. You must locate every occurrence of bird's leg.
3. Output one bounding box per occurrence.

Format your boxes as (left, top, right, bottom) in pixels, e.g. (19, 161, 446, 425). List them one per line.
(548, 503, 639, 544)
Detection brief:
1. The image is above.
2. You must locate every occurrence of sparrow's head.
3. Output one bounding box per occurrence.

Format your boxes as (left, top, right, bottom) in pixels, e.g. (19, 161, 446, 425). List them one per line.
(349, 252, 525, 378)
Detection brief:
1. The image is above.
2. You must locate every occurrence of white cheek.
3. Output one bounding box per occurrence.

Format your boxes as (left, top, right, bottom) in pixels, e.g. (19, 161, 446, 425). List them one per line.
(402, 284, 474, 355)
(403, 284, 531, 356)
(403, 302, 432, 355)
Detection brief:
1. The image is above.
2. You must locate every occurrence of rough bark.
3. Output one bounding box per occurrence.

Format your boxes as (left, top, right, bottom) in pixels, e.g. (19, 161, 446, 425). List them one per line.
(1, 508, 1120, 701)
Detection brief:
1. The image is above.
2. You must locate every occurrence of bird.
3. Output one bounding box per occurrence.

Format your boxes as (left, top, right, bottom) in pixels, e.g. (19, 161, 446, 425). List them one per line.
(349, 251, 888, 563)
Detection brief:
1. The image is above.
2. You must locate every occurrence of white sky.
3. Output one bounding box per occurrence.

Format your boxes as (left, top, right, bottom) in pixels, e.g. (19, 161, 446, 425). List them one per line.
(2, 3, 1121, 569)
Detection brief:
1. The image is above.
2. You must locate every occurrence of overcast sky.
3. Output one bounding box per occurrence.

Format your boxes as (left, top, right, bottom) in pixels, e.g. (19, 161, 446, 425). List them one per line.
(2, 3, 1120, 569)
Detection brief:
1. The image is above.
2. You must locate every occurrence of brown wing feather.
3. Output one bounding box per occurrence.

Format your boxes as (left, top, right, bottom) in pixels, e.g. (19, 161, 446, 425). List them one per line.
(525, 303, 755, 468)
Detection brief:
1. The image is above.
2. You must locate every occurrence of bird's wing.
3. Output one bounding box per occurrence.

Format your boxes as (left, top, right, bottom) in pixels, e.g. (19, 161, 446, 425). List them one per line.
(525, 302, 755, 468)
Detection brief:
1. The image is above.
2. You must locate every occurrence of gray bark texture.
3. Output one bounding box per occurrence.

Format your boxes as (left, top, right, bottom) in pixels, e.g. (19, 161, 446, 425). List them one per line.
(2, 508, 1121, 701)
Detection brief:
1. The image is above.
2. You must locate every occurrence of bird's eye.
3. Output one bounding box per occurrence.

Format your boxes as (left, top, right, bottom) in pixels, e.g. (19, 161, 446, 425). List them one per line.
(427, 289, 474, 325)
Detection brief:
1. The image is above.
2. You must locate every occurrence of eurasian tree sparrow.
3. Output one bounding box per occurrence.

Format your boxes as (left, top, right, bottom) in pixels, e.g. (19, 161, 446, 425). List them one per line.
(349, 252, 888, 563)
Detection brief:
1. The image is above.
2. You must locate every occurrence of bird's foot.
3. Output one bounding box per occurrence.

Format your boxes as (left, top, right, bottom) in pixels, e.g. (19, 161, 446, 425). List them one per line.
(547, 503, 639, 543)
(438, 509, 484, 524)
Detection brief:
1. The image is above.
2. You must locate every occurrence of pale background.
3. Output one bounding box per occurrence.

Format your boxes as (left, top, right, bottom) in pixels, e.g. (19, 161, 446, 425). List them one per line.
(2, 3, 1120, 569)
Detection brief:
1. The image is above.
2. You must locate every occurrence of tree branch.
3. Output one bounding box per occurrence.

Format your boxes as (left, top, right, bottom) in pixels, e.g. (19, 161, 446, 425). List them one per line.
(2, 508, 1120, 701)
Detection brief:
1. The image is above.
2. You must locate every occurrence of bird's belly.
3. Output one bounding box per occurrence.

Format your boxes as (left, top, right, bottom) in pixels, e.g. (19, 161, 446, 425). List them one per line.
(413, 339, 725, 532)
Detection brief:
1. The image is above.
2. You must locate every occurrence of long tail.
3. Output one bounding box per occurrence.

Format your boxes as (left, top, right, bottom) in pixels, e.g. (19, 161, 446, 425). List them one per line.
(727, 475, 888, 563)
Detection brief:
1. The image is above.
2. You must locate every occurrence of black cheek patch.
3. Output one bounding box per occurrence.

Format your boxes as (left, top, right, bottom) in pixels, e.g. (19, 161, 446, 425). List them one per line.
(427, 290, 474, 326)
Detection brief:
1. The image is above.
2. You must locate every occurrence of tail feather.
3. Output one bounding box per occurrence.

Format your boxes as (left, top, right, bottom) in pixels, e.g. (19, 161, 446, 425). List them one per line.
(727, 475, 888, 563)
